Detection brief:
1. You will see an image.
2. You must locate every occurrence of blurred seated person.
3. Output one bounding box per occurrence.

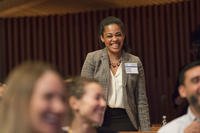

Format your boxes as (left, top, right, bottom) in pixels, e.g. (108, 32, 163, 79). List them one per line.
(158, 60, 200, 133)
(0, 83, 7, 100)
(0, 61, 66, 133)
(63, 77, 118, 133)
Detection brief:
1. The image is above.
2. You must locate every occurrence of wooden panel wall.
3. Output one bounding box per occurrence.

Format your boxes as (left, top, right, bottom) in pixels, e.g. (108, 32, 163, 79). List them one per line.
(0, 0, 200, 124)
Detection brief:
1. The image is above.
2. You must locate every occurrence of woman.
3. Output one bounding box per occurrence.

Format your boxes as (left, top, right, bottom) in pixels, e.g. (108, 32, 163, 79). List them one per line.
(81, 16, 150, 131)
(0, 61, 66, 133)
(63, 77, 117, 133)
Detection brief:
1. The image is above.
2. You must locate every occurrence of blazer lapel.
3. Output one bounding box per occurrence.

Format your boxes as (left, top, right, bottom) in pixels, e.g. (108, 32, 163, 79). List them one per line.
(101, 48, 111, 101)
(121, 51, 129, 89)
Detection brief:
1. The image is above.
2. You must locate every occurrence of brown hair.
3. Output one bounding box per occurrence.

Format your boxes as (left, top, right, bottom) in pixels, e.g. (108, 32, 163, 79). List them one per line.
(64, 77, 101, 125)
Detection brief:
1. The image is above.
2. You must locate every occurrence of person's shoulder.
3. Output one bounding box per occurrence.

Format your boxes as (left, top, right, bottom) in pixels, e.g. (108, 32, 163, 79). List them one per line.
(124, 52, 141, 62)
(124, 51, 139, 58)
(87, 49, 104, 56)
(86, 49, 106, 62)
(158, 114, 188, 133)
(97, 127, 118, 133)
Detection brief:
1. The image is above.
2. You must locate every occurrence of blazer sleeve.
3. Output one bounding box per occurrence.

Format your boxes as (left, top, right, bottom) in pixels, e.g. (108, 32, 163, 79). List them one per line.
(136, 58, 151, 131)
(81, 53, 95, 78)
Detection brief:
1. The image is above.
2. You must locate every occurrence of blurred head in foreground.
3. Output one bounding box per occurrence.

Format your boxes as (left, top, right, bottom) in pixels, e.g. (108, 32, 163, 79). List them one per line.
(0, 61, 66, 133)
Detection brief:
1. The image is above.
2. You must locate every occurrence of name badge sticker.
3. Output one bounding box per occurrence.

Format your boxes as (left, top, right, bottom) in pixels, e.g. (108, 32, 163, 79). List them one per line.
(125, 63, 138, 74)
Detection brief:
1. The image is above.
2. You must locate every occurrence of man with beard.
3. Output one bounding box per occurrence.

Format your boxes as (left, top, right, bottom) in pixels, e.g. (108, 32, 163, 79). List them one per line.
(158, 60, 200, 133)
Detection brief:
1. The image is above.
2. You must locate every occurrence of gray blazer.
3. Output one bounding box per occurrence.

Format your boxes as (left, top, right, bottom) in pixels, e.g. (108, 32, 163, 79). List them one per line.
(81, 48, 150, 131)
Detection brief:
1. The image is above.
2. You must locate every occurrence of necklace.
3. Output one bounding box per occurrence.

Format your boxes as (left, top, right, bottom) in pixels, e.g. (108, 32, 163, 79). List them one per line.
(110, 59, 121, 68)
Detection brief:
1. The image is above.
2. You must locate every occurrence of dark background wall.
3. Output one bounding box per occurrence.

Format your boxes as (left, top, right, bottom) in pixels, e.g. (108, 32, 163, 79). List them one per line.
(0, 0, 199, 124)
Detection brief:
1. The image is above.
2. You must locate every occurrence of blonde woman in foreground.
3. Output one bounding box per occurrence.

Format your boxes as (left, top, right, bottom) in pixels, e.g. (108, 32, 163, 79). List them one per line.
(0, 61, 66, 133)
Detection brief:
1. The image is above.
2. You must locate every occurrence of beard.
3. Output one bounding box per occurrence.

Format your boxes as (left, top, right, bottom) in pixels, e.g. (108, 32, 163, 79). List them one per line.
(188, 92, 200, 113)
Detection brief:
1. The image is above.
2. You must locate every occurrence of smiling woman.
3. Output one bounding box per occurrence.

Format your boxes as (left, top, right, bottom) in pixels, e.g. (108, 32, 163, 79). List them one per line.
(81, 16, 150, 131)
(63, 77, 117, 133)
(0, 61, 66, 133)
